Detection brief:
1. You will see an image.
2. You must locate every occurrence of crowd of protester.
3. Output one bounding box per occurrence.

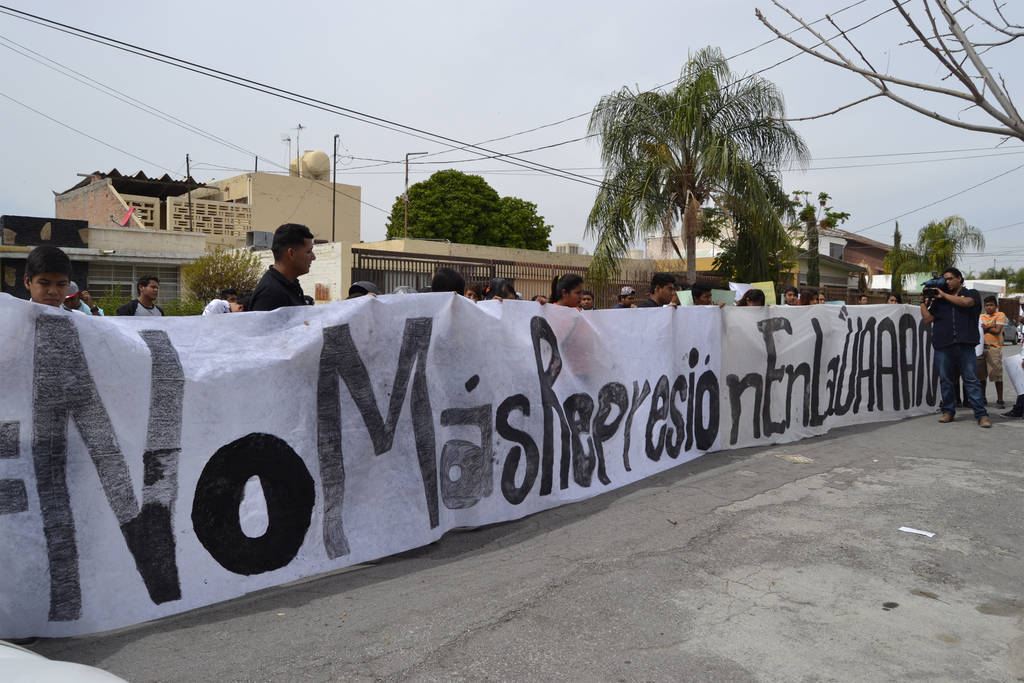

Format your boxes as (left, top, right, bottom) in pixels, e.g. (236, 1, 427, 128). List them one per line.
(18, 223, 1023, 427)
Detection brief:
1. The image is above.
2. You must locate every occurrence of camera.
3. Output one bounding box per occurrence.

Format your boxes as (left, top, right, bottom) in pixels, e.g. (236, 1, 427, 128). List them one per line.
(922, 276, 946, 299)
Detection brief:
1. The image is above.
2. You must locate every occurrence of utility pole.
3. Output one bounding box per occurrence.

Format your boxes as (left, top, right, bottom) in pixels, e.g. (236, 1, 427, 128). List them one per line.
(295, 124, 305, 177)
(332, 134, 339, 242)
(404, 151, 427, 238)
(186, 154, 194, 233)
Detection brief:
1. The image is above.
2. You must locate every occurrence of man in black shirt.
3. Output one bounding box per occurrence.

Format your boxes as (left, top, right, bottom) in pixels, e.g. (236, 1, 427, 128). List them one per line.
(249, 223, 316, 311)
(920, 267, 990, 427)
(636, 273, 678, 308)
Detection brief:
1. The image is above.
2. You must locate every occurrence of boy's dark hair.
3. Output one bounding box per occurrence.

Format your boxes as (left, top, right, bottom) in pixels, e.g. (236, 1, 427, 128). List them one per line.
(220, 288, 238, 299)
(983, 295, 997, 305)
(484, 278, 515, 300)
(691, 282, 712, 299)
(740, 289, 766, 305)
(649, 273, 676, 292)
(888, 292, 903, 304)
(25, 245, 71, 280)
(136, 274, 159, 294)
(581, 289, 594, 297)
(430, 267, 465, 294)
(271, 223, 315, 260)
(942, 266, 964, 280)
(551, 273, 584, 302)
(784, 285, 799, 297)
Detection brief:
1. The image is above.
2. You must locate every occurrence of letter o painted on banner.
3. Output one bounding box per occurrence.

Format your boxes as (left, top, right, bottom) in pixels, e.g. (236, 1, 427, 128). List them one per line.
(192, 433, 315, 575)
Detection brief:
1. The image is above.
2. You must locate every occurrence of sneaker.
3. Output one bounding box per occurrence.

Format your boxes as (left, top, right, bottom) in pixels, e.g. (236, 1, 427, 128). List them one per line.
(1002, 409, 1023, 419)
(978, 417, 992, 428)
(938, 413, 955, 423)
(997, 400, 1005, 408)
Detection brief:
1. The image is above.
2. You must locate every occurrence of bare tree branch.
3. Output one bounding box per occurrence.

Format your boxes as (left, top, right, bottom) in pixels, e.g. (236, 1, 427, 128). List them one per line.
(958, 0, 1024, 36)
(992, 0, 1023, 30)
(937, 0, 1024, 124)
(755, 0, 1024, 141)
(757, 4, 973, 100)
(773, 93, 885, 121)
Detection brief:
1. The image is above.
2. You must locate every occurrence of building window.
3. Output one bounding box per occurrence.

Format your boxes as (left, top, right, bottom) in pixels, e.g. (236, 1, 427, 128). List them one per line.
(87, 263, 181, 301)
(829, 243, 845, 260)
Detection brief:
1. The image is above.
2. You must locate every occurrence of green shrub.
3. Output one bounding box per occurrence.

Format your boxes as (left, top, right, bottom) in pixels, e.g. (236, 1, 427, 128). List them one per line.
(181, 247, 262, 302)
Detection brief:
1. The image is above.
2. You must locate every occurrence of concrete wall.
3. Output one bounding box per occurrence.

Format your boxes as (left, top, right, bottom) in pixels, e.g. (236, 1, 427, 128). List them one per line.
(85, 225, 206, 255)
(55, 180, 137, 229)
(213, 172, 361, 245)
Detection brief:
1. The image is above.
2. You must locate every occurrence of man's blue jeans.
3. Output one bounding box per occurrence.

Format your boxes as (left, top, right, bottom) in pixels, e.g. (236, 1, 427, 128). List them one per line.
(935, 343, 988, 419)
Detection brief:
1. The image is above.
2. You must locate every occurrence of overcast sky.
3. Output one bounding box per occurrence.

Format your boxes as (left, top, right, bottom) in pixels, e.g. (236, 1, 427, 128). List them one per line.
(0, 0, 1021, 275)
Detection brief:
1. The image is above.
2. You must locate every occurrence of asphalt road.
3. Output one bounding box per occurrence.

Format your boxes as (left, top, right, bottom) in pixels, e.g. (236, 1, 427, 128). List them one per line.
(31, 366, 1024, 682)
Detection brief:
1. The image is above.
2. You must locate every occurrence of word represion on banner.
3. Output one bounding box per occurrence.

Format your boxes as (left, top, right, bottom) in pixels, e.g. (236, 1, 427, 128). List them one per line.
(0, 296, 932, 637)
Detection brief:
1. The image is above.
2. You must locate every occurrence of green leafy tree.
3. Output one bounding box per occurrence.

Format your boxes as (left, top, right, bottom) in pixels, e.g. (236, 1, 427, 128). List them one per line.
(913, 215, 985, 274)
(585, 46, 808, 283)
(793, 191, 850, 288)
(385, 169, 552, 250)
(181, 247, 262, 302)
(980, 266, 1024, 292)
(493, 196, 553, 250)
(882, 221, 919, 296)
(710, 166, 798, 283)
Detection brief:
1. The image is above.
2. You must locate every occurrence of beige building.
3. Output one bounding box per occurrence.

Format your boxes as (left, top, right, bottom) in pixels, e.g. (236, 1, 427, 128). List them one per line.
(48, 160, 361, 301)
(1, 215, 205, 302)
(56, 165, 361, 249)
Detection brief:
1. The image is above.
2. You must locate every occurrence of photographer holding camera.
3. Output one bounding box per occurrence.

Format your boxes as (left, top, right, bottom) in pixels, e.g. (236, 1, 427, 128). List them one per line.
(919, 267, 991, 427)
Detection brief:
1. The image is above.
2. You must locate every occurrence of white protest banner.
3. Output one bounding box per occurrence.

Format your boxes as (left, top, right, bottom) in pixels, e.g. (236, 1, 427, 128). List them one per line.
(720, 304, 937, 448)
(0, 295, 934, 637)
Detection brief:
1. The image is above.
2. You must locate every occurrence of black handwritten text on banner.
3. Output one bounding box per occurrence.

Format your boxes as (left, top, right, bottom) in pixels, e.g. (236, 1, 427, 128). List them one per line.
(0, 295, 933, 637)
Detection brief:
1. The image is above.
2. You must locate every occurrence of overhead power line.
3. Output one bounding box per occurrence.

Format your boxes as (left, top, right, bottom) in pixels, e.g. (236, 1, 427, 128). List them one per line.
(0, 4, 607, 190)
(847, 162, 1024, 236)
(0, 33, 390, 214)
(336, 0, 884, 174)
(0, 90, 174, 173)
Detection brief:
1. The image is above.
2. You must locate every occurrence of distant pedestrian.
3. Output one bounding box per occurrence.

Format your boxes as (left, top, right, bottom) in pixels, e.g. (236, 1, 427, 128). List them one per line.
(615, 286, 637, 308)
(580, 289, 595, 310)
(347, 281, 381, 299)
(637, 273, 678, 308)
(431, 267, 465, 294)
(23, 245, 71, 307)
(692, 283, 721, 307)
(117, 275, 164, 316)
(249, 223, 316, 311)
(737, 289, 766, 306)
(551, 274, 583, 308)
(978, 295, 1008, 407)
(858, 294, 870, 305)
(887, 292, 903, 304)
(483, 278, 516, 300)
(919, 267, 990, 427)
(202, 288, 241, 315)
(62, 282, 104, 315)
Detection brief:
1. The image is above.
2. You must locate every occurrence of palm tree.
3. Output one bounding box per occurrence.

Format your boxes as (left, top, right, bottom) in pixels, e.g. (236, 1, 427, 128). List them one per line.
(913, 215, 985, 274)
(586, 46, 808, 283)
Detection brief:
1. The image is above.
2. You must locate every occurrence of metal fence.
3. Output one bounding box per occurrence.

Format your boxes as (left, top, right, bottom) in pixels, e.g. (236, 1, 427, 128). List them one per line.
(350, 248, 654, 309)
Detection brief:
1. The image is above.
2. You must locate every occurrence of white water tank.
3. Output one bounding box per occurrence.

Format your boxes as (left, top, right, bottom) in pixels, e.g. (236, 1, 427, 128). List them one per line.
(289, 150, 331, 180)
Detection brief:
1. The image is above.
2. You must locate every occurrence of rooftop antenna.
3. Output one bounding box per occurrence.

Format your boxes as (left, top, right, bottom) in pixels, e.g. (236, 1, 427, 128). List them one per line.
(281, 134, 291, 174)
(294, 124, 305, 177)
